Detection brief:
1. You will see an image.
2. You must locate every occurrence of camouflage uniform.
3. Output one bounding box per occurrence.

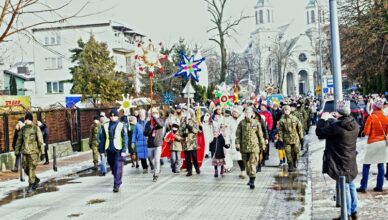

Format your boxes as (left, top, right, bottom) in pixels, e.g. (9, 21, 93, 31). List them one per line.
(292, 110, 305, 134)
(235, 117, 265, 177)
(304, 106, 312, 133)
(180, 118, 200, 175)
(278, 113, 303, 171)
(15, 123, 45, 186)
(89, 121, 100, 166)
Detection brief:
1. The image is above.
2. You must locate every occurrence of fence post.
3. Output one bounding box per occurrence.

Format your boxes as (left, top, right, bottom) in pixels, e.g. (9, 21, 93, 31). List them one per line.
(339, 176, 348, 220)
(76, 107, 82, 151)
(4, 114, 9, 152)
(53, 145, 57, 172)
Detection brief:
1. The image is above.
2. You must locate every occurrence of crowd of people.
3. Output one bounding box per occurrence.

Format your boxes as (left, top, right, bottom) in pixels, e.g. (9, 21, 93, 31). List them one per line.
(87, 96, 321, 192)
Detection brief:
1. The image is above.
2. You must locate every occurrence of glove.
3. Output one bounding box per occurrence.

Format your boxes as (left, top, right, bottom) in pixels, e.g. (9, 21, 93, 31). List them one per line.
(265, 139, 269, 145)
(40, 154, 45, 161)
(321, 112, 334, 121)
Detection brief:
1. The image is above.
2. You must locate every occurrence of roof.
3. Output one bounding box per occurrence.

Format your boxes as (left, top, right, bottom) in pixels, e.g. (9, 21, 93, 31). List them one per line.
(32, 22, 110, 32)
(4, 70, 35, 81)
(306, 0, 317, 8)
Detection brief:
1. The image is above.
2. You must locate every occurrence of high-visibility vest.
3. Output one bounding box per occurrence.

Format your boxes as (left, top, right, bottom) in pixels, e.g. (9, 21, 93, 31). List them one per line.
(104, 122, 124, 150)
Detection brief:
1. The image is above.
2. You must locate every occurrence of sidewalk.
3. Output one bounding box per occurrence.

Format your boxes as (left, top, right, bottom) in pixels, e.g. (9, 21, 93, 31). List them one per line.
(307, 127, 388, 220)
(0, 151, 95, 199)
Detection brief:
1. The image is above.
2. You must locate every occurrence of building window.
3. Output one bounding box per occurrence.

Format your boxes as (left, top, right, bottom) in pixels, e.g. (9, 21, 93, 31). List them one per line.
(255, 11, 258, 24)
(307, 11, 310, 24)
(267, 9, 270, 23)
(299, 53, 307, 62)
(259, 10, 263, 24)
(45, 57, 63, 69)
(311, 10, 315, 23)
(46, 81, 64, 94)
(44, 33, 61, 46)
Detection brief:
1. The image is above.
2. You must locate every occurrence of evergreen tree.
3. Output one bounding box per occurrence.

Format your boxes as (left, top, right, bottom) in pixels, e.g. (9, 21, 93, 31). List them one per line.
(70, 35, 125, 104)
(9, 74, 17, 95)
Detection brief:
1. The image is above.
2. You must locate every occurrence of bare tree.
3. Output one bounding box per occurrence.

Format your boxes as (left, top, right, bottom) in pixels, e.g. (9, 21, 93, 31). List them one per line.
(0, 0, 89, 43)
(205, 0, 250, 83)
(271, 37, 298, 93)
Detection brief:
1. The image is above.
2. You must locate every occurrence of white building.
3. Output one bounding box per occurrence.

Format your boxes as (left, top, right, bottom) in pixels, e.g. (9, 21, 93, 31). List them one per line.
(248, 0, 329, 97)
(31, 21, 144, 107)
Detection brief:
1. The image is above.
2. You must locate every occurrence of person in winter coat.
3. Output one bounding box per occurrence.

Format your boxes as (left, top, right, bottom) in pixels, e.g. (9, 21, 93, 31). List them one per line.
(144, 108, 165, 182)
(235, 107, 266, 189)
(131, 109, 149, 174)
(181, 114, 200, 177)
(255, 109, 269, 171)
(89, 116, 100, 170)
(357, 99, 388, 193)
(201, 113, 213, 158)
(11, 118, 25, 172)
(227, 106, 245, 178)
(163, 123, 183, 173)
(128, 116, 139, 169)
(274, 132, 286, 166)
(259, 101, 273, 160)
(37, 120, 49, 165)
(271, 103, 283, 141)
(99, 109, 128, 193)
(316, 100, 360, 220)
(15, 112, 45, 193)
(209, 129, 229, 178)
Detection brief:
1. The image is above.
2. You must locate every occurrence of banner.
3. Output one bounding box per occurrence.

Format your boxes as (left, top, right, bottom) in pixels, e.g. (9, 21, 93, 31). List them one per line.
(0, 96, 31, 112)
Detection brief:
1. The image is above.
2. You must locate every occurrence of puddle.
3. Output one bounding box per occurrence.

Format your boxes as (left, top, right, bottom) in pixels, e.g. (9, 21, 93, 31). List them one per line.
(0, 177, 80, 207)
(87, 199, 106, 205)
(67, 213, 83, 218)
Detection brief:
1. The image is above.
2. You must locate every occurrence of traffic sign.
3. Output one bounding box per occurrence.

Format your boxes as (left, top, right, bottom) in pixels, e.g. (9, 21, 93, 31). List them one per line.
(323, 88, 329, 93)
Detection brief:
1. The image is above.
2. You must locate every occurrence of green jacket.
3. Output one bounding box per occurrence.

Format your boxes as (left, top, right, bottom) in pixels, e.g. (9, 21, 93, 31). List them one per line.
(292, 110, 305, 132)
(235, 117, 265, 153)
(180, 118, 198, 151)
(89, 122, 100, 148)
(15, 123, 44, 155)
(278, 114, 304, 145)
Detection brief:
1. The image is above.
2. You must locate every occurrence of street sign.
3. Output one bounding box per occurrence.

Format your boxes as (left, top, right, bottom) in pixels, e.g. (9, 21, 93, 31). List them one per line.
(316, 85, 321, 93)
(327, 78, 334, 88)
(323, 88, 329, 94)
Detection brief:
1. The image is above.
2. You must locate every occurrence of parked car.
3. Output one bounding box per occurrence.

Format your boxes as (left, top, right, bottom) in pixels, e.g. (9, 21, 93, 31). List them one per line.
(318, 99, 365, 136)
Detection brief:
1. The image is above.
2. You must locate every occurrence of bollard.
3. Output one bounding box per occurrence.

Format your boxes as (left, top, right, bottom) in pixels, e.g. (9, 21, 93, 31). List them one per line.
(339, 176, 347, 220)
(53, 146, 58, 172)
(19, 152, 25, 182)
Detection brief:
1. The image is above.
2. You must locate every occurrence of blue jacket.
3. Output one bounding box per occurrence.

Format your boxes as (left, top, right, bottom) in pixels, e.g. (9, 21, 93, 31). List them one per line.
(131, 120, 148, 159)
(99, 121, 128, 153)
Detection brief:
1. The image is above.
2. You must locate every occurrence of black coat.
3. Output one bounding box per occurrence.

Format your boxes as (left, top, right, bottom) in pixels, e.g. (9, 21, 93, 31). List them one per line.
(316, 116, 360, 182)
(272, 109, 283, 129)
(209, 135, 226, 159)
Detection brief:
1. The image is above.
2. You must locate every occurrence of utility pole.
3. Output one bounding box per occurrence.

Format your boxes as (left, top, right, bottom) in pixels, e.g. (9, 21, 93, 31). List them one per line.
(315, 0, 324, 102)
(329, 0, 343, 105)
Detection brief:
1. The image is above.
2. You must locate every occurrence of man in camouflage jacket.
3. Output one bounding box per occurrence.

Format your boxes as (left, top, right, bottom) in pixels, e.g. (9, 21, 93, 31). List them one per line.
(278, 105, 304, 172)
(235, 107, 266, 189)
(89, 115, 101, 170)
(15, 112, 45, 193)
(180, 115, 200, 176)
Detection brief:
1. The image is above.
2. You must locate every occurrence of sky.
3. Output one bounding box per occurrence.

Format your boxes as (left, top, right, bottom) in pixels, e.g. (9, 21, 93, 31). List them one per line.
(1, 0, 320, 64)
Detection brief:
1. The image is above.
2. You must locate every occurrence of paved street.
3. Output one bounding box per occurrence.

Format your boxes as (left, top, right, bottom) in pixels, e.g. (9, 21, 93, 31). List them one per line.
(0, 145, 308, 220)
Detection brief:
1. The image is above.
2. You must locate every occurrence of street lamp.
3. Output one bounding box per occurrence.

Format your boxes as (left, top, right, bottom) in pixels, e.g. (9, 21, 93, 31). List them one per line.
(315, 0, 324, 102)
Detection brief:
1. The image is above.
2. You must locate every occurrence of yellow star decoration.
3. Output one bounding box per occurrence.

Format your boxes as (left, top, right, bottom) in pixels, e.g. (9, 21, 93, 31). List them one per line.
(116, 94, 136, 116)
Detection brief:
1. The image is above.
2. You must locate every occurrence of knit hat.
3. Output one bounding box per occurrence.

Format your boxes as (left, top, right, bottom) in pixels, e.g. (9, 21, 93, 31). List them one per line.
(110, 109, 119, 117)
(336, 100, 351, 116)
(373, 99, 384, 110)
(93, 115, 100, 121)
(260, 101, 268, 108)
(24, 112, 33, 121)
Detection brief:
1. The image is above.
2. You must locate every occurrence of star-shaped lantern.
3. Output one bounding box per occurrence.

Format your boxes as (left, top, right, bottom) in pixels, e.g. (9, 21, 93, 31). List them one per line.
(134, 40, 167, 78)
(162, 92, 175, 105)
(116, 94, 136, 116)
(174, 52, 205, 82)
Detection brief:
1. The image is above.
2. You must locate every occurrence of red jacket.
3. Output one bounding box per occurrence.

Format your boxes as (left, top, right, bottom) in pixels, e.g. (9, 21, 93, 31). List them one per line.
(364, 110, 388, 144)
(259, 110, 273, 131)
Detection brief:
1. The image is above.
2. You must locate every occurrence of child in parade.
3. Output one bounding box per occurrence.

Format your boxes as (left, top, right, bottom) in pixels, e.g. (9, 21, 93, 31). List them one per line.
(209, 129, 229, 178)
(162, 123, 183, 173)
(274, 132, 286, 166)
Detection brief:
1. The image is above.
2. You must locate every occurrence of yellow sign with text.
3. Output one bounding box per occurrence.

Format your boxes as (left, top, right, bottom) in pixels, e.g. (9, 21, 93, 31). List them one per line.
(0, 96, 31, 112)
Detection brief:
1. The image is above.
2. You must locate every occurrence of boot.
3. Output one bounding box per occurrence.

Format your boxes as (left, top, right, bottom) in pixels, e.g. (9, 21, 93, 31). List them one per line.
(256, 164, 261, 173)
(288, 163, 294, 172)
(32, 177, 40, 190)
(249, 177, 255, 189)
(92, 163, 98, 170)
(293, 159, 298, 169)
(239, 171, 246, 179)
(27, 185, 35, 193)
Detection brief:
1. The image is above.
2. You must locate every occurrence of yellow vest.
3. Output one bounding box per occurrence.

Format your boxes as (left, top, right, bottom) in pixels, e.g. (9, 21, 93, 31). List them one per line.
(104, 122, 124, 150)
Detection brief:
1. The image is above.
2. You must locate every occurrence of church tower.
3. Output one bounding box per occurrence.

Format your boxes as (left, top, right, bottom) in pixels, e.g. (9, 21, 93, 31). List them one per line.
(254, 0, 274, 29)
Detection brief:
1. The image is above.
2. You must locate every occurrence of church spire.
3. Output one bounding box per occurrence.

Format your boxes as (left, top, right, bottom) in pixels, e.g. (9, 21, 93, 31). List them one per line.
(254, 0, 273, 27)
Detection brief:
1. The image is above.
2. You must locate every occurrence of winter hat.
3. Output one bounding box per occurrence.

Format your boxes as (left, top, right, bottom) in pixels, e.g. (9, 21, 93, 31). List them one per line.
(121, 115, 128, 123)
(282, 105, 291, 113)
(232, 106, 243, 115)
(372, 99, 384, 110)
(18, 117, 25, 123)
(260, 101, 268, 108)
(93, 115, 100, 121)
(336, 100, 351, 116)
(172, 123, 179, 131)
(24, 112, 33, 121)
(109, 109, 119, 117)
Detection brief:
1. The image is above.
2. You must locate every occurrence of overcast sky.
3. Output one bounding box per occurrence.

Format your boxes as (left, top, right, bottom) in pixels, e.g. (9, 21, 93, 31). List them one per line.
(2, 0, 323, 64)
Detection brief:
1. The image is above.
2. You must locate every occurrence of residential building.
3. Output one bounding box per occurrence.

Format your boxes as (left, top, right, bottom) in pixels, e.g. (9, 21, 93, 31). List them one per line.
(1, 62, 35, 96)
(31, 21, 144, 107)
